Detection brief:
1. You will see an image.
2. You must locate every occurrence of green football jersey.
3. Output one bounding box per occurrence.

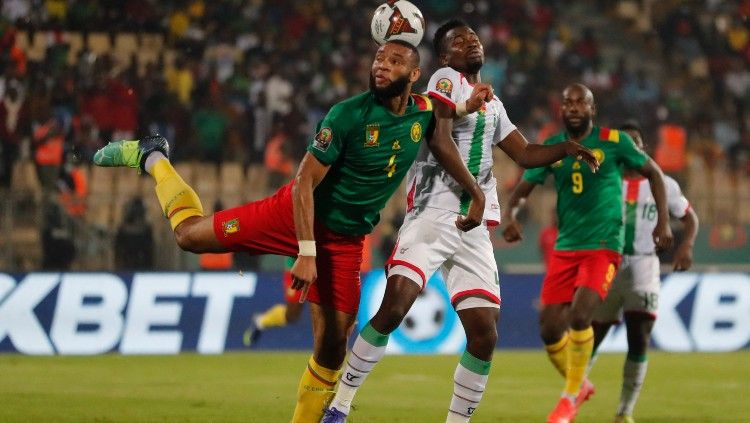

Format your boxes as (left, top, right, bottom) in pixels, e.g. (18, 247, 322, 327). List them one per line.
(523, 126, 649, 252)
(308, 91, 433, 235)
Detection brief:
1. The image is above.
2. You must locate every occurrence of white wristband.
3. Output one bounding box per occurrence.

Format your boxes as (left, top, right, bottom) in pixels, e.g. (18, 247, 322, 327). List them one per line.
(455, 101, 468, 117)
(298, 240, 317, 257)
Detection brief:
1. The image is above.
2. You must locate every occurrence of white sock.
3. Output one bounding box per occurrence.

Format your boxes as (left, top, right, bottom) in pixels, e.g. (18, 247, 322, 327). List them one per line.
(253, 314, 265, 330)
(617, 358, 648, 416)
(585, 352, 598, 378)
(144, 151, 168, 174)
(447, 352, 491, 422)
(329, 323, 389, 415)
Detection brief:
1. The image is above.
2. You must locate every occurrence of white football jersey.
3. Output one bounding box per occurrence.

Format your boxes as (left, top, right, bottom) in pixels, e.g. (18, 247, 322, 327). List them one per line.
(622, 175, 690, 255)
(406, 66, 517, 224)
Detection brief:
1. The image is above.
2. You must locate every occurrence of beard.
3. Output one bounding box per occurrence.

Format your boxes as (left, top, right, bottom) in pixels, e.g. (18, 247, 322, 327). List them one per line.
(563, 116, 592, 138)
(466, 57, 483, 74)
(370, 73, 411, 100)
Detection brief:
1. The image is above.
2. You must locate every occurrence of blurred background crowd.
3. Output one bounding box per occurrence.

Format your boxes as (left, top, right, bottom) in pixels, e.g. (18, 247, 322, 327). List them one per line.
(0, 0, 748, 272)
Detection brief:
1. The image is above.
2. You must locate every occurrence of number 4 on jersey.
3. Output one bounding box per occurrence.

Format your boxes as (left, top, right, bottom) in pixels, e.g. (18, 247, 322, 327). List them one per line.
(384, 154, 397, 177)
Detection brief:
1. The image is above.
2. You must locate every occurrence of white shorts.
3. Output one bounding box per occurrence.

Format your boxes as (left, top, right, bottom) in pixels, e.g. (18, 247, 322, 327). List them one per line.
(593, 254, 660, 323)
(385, 208, 500, 311)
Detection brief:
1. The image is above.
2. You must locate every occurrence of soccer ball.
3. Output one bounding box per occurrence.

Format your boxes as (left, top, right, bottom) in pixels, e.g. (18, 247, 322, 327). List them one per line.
(370, 0, 426, 47)
(400, 287, 445, 341)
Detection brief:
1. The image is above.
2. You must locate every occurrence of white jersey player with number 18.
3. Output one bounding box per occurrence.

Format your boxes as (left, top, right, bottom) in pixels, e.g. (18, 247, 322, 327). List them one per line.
(588, 123, 699, 423)
(593, 175, 691, 321)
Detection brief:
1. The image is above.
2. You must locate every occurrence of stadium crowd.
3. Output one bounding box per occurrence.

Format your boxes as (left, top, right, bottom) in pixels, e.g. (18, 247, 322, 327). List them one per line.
(0, 0, 747, 270)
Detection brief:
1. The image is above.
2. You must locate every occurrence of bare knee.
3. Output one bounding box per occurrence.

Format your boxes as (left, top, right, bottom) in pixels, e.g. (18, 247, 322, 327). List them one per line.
(467, 328, 497, 358)
(371, 302, 410, 334)
(540, 323, 564, 344)
(314, 330, 349, 368)
(370, 275, 421, 334)
(568, 304, 596, 330)
(173, 217, 213, 253)
(460, 307, 499, 360)
(539, 307, 568, 344)
(174, 226, 200, 252)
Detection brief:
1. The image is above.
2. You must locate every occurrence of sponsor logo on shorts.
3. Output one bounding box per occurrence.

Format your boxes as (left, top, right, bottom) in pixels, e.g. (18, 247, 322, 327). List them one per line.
(365, 123, 380, 147)
(392, 140, 401, 150)
(222, 218, 240, 236)
(410, 122, 422, 142)
(436, 78, 453, 96)
(313, 127, 333, 151)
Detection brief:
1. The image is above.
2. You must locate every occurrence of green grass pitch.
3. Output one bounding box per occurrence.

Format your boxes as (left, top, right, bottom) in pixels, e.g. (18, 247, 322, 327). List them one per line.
(1, 351, 748, 422)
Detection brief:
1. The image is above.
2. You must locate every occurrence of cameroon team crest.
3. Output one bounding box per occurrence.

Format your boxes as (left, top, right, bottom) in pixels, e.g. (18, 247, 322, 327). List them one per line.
(436, 78, 453, 96)
(365, 123, 380, 147)
(411, 122, 422, 142)
(222, 218, 240, 236)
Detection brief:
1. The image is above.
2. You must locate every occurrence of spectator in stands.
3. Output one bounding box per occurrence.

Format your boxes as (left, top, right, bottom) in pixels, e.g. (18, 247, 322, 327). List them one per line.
(192, 93, 229, 164)
(58, 151, 88, 218)
(41, 198, 76, 270)
(264, 119, 294, 191)
(0, 27, 27, 76)
(0, 81, 28, 189)
(114, 197, 154, 270)
(728, 130, 750, 176)
(165, 56, 194, 106)
(33, 114, 65, 193)
(725, 58, 750, 132)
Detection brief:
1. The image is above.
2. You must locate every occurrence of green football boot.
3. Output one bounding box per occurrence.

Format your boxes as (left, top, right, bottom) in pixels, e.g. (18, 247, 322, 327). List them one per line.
(93, 135, 170, 172)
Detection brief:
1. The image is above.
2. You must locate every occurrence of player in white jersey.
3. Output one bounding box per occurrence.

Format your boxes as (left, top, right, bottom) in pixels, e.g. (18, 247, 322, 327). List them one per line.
(324, 20, 598, 423)
(589, 122, 699, 423)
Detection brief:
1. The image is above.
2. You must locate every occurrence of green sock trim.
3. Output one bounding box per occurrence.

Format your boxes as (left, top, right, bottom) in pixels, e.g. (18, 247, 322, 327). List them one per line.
(626, 352, 647, 363)
(460, 351, 492, 376)
(360, 322, 389, 347)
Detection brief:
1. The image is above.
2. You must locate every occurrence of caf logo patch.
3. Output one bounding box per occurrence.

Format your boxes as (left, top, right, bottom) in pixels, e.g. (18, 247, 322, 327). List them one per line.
(436, 78, 453, 96)
(410, 122, 422, 142)
(313, 127, 333, 151)
(222, 218, 240, 236)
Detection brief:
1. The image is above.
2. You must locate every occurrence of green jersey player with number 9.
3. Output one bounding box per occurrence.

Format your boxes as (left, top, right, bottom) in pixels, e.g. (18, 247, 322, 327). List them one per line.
(502, 84, 674, 423)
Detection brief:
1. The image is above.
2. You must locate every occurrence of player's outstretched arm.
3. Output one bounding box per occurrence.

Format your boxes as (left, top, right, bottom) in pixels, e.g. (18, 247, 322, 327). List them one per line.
(674, 207, 699, 271)
(637, 159, 674, 251)
(291, 152, 331, 302)
(497, 130, 600, 172)
(501, 180, 537, 242)
(428, 100, 485, 231)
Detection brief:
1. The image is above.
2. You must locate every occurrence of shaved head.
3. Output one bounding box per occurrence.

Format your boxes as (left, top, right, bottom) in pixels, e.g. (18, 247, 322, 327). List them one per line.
(563, 83, 594, 105)
(561, 83, 596, 138)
